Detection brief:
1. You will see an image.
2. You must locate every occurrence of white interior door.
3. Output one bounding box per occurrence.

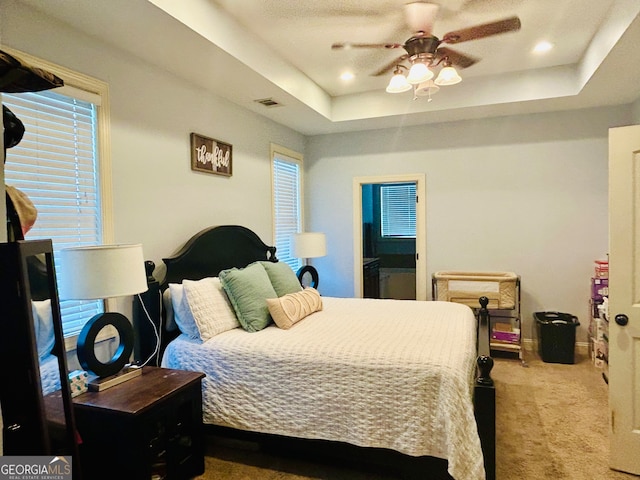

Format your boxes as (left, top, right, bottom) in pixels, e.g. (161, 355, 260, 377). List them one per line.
(608, 123, 640, 475)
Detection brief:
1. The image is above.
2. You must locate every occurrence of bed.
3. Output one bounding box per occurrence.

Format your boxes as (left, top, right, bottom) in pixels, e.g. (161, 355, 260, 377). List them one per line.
(134, 225, 496, 480)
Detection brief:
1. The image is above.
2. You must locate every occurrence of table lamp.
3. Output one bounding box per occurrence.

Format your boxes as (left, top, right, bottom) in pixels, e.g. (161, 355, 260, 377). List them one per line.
(291, 232, 326, 288)
(59, 244, 148, 391)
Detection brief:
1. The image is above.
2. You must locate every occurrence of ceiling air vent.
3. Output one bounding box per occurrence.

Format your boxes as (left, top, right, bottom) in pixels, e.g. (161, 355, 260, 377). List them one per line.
(254, 98, 283, 108)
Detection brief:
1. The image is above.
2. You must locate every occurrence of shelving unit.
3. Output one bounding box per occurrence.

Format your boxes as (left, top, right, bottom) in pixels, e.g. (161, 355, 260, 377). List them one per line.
(488, 278, 522, 361)
(589, 260, 609, 384)
(432, 271, 523, 364)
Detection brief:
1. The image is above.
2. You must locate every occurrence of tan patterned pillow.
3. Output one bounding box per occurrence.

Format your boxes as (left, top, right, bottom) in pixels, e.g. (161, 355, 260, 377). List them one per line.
(266, 288, 322, 329)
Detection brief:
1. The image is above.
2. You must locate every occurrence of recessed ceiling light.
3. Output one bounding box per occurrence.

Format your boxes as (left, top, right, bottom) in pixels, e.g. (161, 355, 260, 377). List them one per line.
(532, 41, 554, 54)
(340, 72, 355, 81)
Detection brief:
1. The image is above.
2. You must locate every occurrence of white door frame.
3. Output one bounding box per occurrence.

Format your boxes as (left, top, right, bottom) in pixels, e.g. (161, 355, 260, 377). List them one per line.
(353, 173, 427, 300)
(608, 124, 640, 475)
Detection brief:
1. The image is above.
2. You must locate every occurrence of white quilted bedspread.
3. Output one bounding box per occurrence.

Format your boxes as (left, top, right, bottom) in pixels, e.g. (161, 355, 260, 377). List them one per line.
(163, 297, 485, 480)
(40, 353, 61, 395)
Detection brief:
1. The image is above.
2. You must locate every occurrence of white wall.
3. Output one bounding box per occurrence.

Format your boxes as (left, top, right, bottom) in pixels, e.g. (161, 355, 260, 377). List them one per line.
(306, 106, 632, 343)
(632, 98, 640, 124)
(0, 2, 305, 270)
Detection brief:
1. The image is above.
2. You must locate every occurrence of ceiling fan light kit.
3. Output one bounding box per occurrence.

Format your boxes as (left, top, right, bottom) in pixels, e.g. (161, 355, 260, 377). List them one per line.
(387, 56, 460, 95)
(333, 2, 521, 101)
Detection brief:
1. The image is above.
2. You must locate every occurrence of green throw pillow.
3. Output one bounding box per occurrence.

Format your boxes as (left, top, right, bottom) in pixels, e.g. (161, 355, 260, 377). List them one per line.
(219, 262, 278, 332)
(260, 261, 302, 297)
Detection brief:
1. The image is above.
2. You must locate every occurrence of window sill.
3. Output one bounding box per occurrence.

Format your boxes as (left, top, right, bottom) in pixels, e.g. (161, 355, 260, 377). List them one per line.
(64, 324, 117, 352)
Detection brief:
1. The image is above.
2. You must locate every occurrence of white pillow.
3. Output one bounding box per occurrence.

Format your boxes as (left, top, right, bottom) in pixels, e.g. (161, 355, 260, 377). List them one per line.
(183, 277, 240, 341)
(31, 299, 55, 360)
(168, 283, 200, 339)
(162, 288, 177, 332)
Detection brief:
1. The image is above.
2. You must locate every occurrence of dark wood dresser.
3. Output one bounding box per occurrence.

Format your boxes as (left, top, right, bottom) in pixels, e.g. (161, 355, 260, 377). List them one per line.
(363, 257, 381, 298)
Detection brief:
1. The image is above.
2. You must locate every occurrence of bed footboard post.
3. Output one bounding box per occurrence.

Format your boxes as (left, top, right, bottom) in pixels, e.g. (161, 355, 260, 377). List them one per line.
(133, 260, 161, 366)
(475, 296, 496, 480)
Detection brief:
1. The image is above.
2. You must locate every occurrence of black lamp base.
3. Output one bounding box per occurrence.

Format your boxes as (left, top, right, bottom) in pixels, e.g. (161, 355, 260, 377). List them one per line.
(296, 265, 319, 289)
(77, 311, 138, 390)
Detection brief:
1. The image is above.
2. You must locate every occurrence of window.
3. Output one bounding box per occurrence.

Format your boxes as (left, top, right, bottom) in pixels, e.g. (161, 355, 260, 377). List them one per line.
(2, 49, 111, 340)
(271, 144, 303, 271)
(380, 183, 416, 238)
(3, 90, 102, 338)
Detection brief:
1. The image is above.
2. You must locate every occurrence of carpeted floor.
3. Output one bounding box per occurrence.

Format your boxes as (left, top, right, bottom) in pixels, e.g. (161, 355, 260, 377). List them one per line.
(195, 350, 638, 479)
(492, 351, 634, 480)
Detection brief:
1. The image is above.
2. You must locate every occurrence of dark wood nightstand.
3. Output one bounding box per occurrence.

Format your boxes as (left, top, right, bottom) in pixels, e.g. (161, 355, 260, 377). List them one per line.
(48, 367, 205, 480)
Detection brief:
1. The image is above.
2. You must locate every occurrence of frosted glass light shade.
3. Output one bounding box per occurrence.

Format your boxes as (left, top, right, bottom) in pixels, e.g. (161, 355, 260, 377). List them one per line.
(435, 66, 462, 85)
(386, 73, 411, 93)
(58, 244, 148, 300)
(291, 232, 327, 259)
(406, 62, 433, 84)
(414, 80, 440, 96)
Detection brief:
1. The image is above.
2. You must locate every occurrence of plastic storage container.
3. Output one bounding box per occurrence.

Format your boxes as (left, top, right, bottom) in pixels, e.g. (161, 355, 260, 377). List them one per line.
(534, 312, 580, 364)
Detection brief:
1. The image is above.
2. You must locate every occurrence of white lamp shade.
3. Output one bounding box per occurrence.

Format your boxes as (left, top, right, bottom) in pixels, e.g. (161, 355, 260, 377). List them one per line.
(385, 73, 412, 93)
(291, 232, 327, 259)
(58, 244, 148, 300)
(406, 62, 433, 84)
(434, 66, 462, 85)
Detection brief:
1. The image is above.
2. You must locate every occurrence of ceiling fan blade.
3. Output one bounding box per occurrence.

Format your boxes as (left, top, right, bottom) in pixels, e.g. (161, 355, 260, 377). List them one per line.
(332, 42, 403, 50)
(404, 2, 440, 35)
(371, 54, 409, 77)
(435, 47, 479, 69)
(442, 16, 521, 44)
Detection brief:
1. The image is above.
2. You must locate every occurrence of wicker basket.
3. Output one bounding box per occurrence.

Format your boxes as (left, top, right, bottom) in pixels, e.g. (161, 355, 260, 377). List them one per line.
(433, 271, 518, 310)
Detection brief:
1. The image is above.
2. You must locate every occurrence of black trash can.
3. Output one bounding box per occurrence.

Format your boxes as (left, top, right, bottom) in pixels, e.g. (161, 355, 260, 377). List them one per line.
(534, 312, 580, 364)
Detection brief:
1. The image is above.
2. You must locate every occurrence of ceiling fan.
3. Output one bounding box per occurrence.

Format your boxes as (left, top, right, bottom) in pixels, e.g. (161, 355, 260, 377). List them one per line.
(331, 2, 521, 96)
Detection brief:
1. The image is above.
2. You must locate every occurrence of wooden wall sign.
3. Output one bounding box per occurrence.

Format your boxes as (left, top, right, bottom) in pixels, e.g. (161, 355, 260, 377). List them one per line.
(190, 132, 232, 176)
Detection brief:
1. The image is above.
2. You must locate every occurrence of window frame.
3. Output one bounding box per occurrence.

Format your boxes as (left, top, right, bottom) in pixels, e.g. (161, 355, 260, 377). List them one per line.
(270, 143, 304, 272)
(1, 47, 113, 350)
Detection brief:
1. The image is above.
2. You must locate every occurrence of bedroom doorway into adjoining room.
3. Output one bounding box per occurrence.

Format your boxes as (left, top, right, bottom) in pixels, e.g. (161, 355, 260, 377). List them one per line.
(362, 182, 417, 299)
(353, 174, 427, 301)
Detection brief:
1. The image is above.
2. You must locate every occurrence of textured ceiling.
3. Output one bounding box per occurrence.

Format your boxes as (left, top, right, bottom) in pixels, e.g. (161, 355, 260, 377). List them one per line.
(13, 0, 640, 134)
(211, 0, 614, 96)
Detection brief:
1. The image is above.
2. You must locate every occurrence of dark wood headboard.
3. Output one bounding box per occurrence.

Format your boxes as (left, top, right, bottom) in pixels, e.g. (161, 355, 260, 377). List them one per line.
(133, 225, 278, 365)
(159, 225, 277, 289)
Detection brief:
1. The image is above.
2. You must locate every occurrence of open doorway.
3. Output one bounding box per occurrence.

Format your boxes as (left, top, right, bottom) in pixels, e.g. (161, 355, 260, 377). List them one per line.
(353, 174, 427, 300)
(362, 182, 417, 299)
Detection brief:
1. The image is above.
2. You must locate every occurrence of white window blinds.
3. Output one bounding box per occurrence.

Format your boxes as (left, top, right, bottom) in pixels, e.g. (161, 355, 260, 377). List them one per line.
(380, 183, 417, 238)
(272, 154, 302, 271)
(3, 90, 103, 337)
